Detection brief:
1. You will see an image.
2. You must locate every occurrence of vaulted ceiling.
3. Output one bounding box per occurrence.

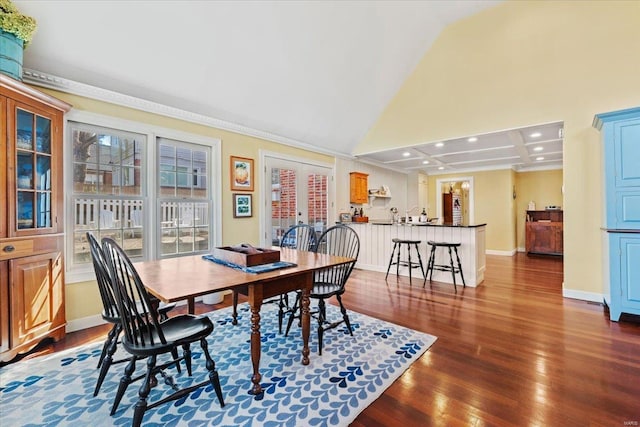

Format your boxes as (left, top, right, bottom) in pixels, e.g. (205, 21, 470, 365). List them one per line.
(16, 0, 524, 173)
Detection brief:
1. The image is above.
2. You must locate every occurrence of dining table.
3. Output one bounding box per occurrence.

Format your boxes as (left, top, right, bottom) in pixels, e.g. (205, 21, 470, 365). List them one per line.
(133, 247, 354, 395)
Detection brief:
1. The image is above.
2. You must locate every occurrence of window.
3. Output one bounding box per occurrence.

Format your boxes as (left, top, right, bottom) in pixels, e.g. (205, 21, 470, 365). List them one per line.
(66, 114, 220, 283)
(69, 122, 146, 265)
(157, 138, 210, 256)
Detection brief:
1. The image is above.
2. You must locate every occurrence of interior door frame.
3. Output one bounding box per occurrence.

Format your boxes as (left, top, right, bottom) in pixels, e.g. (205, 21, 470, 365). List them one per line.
(259, 150, 335, 247)
(435, 176, 475, 224)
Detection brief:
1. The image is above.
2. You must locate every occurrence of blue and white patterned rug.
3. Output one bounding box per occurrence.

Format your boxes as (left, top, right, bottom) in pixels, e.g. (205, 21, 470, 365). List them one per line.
(0, 300, 436, 426)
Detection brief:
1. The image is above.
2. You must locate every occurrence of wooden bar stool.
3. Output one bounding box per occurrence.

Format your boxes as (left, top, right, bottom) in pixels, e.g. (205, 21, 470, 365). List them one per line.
(424, 241, 466, 293)
(385, 238, 425, 284)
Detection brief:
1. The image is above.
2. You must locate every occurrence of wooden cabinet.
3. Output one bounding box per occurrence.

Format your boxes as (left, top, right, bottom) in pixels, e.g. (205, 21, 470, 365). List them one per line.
(443, 192, 462, 224)
(525, 210, 563, 255)
(0, 74, 71, 362)
(349, 172, 368, 204)
(594, 107, 640, 321)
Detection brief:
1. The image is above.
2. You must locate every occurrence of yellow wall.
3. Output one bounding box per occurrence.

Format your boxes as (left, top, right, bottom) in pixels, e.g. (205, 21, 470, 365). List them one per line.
(515, 170, 564, 249)
(357, 0, 640, 297)
(42, 89, 333, 323)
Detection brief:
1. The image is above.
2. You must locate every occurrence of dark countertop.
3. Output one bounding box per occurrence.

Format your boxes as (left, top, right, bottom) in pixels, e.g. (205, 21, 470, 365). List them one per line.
(348, 221, 487, 228)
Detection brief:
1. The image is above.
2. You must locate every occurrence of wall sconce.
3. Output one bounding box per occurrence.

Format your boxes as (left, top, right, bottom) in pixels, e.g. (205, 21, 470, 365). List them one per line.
(461, 181, 470, 191)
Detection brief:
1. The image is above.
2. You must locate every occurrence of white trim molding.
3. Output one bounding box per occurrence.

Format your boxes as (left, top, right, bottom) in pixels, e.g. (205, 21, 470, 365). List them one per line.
(22, 68, 354, 160)
(562, 288, 605, 304)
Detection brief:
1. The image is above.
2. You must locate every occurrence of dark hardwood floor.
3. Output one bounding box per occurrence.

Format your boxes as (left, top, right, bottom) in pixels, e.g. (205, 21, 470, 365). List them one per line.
(9, 253, 640, 426)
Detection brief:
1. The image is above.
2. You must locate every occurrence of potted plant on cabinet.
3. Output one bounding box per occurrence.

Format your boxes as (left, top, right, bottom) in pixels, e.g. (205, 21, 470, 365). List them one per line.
(0, 0, 37, 81)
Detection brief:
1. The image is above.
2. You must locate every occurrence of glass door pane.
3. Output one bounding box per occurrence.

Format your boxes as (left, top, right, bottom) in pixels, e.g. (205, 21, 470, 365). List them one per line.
(270, 167, 297, 245)
(305, 172, 329, 238)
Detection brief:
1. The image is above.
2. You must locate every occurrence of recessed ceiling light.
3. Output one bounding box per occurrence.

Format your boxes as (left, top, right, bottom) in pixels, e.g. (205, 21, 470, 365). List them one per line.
(402, 152, 411, 157)
(422, 160, 429, 164)
(438, 166, 445, 170)
(435, 142, 444, 148)
(468, 137, 478, 142)
(536, 156, 545, 161)
(534, 146, 543, 152)
(530, 132, 542, 138)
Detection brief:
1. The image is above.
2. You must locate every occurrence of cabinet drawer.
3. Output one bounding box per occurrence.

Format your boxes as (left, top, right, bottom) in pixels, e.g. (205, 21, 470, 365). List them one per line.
(0, 236, 62, 261)
(0, 239, 34, 260)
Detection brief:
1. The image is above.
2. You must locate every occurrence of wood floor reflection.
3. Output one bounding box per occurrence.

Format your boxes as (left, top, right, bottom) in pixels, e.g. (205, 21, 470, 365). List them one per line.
(15, 253, 640, 426)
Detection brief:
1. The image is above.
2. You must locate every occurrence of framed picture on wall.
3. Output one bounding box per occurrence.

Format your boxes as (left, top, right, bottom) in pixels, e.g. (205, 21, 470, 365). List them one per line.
(230, 156, 254, 191)
(233, 193, 252, 218)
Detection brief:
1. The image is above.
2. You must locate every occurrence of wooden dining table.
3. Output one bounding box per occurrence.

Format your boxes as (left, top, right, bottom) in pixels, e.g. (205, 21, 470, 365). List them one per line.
(133, 247, 354, 395)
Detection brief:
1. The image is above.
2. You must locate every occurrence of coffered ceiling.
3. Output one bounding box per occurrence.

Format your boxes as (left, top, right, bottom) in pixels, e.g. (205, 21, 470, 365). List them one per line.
(356, 121, 564, 174)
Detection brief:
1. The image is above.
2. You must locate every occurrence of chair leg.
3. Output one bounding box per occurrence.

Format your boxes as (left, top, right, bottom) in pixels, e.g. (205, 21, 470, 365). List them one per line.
(201, 337, 225, 407)
(182, 343, 192, 376)
(454, 247, 466, 287)
(132, 356, 156, 427)
(395, 243, 401, 278)
(171, 347, 181, 373)
(285, 293, 301, 337)
(448, 246, 457, 293)
(407, 244, 413, 283)
(277, 294, 288, 334)
(317, 299, 326, 356)
(336, 294, 353, 337)
(414, 243, 426, 280)
(97, 323, 118, 369)
(111, 355, 137, 415)
(94, 323, 121, 396)
(232, 291, 239, 325)
(385, 243, 397, 280)
(424, 245, 436, 286)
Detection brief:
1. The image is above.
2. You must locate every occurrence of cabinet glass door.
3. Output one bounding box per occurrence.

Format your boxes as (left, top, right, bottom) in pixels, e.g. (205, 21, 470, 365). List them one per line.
(15, 108, 53, 230)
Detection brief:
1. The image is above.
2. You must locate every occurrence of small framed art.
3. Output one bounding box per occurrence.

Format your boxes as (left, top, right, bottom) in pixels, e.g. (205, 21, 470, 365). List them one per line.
(339, 212, 352, 223)
(233, 193, 252, 218)
(230, 156, 254, 191)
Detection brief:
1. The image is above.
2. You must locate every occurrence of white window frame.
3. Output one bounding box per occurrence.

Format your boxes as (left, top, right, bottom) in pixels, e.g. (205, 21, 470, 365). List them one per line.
(64, 110, 222, 283)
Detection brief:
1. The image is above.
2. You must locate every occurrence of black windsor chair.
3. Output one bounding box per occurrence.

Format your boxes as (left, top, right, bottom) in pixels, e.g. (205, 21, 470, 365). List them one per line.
(85, 232, 177, 397)
(101, 237, 224, 427)
(285, 224, 359, 355)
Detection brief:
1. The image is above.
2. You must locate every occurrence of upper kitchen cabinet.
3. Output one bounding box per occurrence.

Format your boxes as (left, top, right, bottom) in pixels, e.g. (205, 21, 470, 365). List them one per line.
(349, 172, 368, 204)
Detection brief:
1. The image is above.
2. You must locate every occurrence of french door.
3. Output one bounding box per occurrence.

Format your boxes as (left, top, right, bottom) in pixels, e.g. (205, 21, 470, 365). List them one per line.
(262, 155, 333, 247)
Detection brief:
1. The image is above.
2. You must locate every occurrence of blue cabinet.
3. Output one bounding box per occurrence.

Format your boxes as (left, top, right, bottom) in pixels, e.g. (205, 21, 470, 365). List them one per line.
(594, 107, 640, 321)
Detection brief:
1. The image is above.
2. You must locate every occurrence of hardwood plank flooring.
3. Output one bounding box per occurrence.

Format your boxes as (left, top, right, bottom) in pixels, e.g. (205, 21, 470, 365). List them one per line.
(6, 253, 640, 426)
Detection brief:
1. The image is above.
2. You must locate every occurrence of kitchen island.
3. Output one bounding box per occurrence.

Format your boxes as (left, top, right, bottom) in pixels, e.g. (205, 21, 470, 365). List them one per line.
(345, 221, 486, 287)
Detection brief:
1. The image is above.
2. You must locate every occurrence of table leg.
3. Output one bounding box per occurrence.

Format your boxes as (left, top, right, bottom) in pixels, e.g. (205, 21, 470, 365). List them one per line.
(248, 286, 263, 395)
(187, 297, 195, 315)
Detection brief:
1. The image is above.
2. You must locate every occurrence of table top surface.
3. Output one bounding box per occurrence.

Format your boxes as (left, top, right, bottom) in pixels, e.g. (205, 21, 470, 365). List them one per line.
(135, 247, 354, 303)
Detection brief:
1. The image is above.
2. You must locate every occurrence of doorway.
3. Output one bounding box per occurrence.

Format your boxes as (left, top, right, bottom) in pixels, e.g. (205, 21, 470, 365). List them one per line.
(261, 152, 334, 247)
(435, 176, 475, 224)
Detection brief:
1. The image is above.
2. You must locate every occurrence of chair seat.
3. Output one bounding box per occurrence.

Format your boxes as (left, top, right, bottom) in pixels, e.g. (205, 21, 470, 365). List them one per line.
(392, 238, 421, 244)
(427, 240, 461, 247)
(122, 315, 214, 356)
(102, 301, 176, 323)
(311, 282, 344, 297)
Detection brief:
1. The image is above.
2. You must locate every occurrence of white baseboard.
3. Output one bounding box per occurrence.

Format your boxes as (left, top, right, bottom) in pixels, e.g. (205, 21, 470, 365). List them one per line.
(486, 249, 517, 256)
(66, 314, 106, 333)
(562, 288, 604, 304)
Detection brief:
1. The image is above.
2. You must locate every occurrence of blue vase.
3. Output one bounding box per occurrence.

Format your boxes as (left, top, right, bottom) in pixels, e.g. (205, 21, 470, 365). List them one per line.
(0, 28, 24, 81)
